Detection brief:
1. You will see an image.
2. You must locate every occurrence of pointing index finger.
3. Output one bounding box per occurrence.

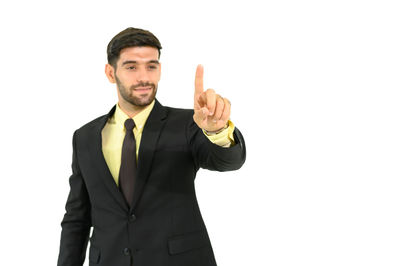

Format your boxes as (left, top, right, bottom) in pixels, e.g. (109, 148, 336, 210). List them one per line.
(194, 64, 204, 97)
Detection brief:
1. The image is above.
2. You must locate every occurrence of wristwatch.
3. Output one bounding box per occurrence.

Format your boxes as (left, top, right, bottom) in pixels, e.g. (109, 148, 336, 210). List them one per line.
(203, 122, 229, 136)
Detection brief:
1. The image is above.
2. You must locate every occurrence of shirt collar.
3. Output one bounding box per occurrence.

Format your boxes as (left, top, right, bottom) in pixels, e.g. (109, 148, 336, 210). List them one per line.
(114, 100, 156, 132)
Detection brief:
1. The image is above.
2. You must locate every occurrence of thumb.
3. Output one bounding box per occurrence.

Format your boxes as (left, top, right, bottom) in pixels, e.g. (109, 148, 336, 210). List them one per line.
(193, 107, 208, 124)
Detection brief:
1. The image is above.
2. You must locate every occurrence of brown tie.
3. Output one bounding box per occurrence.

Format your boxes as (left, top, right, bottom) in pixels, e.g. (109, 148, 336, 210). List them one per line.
(119, 118, 137, 208)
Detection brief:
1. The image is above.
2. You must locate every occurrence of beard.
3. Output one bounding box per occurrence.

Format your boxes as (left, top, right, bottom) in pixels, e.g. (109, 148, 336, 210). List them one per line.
(115, 75, 158, 107)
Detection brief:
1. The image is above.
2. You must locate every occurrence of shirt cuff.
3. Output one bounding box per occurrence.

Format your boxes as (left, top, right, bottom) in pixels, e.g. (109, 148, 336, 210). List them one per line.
(202, 120, 236, 148)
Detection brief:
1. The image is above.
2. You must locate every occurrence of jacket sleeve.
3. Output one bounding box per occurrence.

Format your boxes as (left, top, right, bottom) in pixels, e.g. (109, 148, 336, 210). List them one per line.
(57, 131, 91, 266)
(187, 112, 246, 172)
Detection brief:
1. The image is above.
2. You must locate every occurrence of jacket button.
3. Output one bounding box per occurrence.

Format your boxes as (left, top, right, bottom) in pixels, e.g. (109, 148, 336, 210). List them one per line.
(123, 248, 130, 256)
(129, 214, 136, 222)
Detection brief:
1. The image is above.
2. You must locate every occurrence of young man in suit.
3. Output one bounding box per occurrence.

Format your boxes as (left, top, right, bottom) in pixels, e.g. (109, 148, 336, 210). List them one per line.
(57, 27, 246, 266)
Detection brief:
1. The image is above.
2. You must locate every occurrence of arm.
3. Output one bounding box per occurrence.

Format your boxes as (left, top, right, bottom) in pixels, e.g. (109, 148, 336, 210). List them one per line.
(189, 64, 246, 171)
(188, 112, 246, 172)
(57, 131, 91, 266)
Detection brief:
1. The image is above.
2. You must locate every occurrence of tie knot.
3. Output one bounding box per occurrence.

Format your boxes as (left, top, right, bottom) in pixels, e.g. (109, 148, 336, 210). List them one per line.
(124, 119, 135, 131)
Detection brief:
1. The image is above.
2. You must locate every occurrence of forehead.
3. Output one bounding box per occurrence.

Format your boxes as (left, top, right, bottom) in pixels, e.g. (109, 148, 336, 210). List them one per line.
(118, 46, 159, 63)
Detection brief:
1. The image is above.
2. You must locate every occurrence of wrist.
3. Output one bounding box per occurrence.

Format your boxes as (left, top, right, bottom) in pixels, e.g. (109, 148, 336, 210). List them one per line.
(204, 123, 229, 136)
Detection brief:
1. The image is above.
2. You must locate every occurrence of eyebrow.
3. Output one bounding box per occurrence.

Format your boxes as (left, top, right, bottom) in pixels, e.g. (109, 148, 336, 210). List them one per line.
(121, 60, 160, 66)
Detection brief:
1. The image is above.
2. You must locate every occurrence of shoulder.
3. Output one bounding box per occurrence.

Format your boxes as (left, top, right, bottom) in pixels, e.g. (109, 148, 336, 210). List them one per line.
(74, 106, 115, 137)
(162, 105, 195, 125)
(164, 105, 193, 116)
(79, 115, 107, 130)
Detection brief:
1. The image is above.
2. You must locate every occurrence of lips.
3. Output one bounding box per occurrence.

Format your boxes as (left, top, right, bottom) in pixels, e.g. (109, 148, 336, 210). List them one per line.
(134, 87, 152, 92)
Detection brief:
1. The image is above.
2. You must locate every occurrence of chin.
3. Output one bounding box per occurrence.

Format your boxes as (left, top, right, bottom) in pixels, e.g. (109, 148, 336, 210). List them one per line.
(134, 96, 155, 107)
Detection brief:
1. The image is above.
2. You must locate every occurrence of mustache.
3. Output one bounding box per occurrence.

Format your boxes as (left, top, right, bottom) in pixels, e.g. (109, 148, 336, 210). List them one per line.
(130, 82, 156, 90)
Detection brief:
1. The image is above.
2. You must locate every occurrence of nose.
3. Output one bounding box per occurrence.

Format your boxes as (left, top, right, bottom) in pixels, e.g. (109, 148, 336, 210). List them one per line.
(136, 68, 150, 83)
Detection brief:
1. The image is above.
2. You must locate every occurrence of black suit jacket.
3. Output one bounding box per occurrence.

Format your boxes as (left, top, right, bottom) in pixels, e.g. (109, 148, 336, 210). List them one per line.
(57, 99, 246, 266)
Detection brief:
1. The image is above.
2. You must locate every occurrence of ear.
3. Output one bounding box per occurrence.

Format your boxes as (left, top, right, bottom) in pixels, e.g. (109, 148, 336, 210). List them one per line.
(157, 62, 162, 82)
(105, 64, 116, 83)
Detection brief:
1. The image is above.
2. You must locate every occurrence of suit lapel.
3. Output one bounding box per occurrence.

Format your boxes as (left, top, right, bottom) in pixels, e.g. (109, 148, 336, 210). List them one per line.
(131, 100, 167, 211)
(89, 105, 130, 212)
(87, 100, 168, 213)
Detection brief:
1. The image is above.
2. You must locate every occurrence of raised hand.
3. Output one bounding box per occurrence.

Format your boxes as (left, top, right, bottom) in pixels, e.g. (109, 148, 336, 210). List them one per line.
(193, 64, 231, 133)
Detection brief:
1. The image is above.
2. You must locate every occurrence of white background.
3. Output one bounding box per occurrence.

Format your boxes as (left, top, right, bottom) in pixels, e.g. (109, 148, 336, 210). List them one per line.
(0, 0, 399, 265)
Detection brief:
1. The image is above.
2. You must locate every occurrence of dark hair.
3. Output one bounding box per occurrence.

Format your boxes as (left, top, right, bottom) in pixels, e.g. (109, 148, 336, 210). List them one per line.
(107, 27, 162, 68)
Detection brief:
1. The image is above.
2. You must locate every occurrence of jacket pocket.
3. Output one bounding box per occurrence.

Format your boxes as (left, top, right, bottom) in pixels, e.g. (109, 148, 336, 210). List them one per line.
(89, 245, 101, 264)
(167, 230, 210, 255)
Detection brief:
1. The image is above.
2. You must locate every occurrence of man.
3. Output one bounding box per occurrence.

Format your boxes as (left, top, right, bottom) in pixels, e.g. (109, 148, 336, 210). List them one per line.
(57, 27, 246, 266)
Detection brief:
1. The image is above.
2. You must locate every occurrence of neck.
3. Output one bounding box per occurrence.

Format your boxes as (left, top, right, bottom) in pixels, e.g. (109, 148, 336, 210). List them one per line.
(118, 100, 147, 118)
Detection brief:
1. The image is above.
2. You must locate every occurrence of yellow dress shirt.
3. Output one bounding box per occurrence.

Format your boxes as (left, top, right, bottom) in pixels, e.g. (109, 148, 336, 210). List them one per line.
(102, 100, 235, 185)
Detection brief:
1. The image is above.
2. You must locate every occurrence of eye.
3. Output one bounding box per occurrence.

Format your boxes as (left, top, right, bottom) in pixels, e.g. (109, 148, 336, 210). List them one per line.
(126, 66, 136, 70)
(148, 65, 158, 70)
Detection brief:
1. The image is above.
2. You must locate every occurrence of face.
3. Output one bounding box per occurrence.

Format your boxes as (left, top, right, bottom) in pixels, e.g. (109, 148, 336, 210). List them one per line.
(105, 46, 161, 108)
